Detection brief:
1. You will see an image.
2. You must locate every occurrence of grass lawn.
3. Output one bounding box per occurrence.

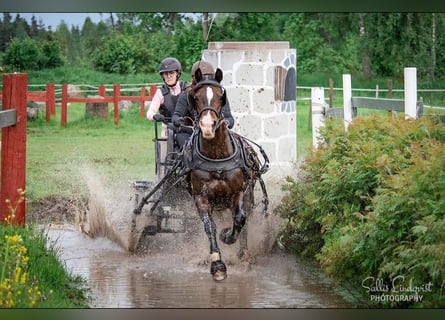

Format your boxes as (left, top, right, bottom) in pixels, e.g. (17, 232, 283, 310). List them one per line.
(26, 103, 157, 203)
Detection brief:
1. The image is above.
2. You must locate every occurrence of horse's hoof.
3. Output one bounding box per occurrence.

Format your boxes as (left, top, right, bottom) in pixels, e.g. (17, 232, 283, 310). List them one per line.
(211, 260, 227, 281)
(213, 270, 227, 281)
(220, 228, 236, 245)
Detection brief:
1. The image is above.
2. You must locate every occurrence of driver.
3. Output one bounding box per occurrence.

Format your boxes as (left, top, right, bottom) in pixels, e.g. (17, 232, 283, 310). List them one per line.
(146, 57, 189, 137)
(172, 60, 235, 149)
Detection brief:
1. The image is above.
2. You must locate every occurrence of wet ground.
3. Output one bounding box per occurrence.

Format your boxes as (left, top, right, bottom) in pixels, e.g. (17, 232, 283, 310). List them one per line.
(46, 224, 351, 308)
(34, 168, 353, 308)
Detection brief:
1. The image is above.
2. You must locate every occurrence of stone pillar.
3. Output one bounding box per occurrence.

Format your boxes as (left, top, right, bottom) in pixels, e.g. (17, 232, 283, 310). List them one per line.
(202, 41, 297, 182)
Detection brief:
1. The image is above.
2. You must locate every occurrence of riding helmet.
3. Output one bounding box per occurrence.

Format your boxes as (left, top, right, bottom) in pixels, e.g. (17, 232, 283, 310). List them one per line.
(191, 60, 214, 77)
(159, 57, 182, 76)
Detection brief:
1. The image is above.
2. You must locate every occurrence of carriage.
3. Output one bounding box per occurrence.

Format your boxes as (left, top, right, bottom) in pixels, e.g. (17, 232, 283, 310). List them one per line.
(129, 118, 197, 249)
(129, 68, 270, 281)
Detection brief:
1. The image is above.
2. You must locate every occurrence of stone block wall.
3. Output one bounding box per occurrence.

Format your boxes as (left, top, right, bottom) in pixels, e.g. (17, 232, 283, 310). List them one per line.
(202, 42, 297, 182)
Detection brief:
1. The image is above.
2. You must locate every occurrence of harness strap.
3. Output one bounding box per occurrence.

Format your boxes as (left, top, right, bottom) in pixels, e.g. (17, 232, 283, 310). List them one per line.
(183, 130, 244, 173)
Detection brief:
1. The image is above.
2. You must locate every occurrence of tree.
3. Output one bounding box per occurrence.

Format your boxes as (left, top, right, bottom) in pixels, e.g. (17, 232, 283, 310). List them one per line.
(12, 14, 30, 39)
(0, 13, 14, 52)
(3, 37, 40, 70)
(54, 21, 72, 60)
(92, 33, 152, 74)
(39, 40, 64, 68)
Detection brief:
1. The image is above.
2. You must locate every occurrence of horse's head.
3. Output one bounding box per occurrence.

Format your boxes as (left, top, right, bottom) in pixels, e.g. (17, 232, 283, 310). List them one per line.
(188, 68, 227, 139)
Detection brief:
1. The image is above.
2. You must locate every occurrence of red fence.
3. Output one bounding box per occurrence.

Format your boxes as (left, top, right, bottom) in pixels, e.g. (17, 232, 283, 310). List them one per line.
(61, 84, 158, 126)
(0, 79, 158, 226)
(0, 83, 158, 126)
(0, 73, 27, 226)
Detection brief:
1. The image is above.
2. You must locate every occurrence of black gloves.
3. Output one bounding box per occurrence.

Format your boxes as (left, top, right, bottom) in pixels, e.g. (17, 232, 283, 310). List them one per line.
(153, 114, 165, 122)
(173, 117, 185, 127)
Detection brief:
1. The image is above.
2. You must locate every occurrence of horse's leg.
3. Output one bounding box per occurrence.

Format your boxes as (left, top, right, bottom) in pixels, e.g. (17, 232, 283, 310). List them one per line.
(195, 196, 227, 281)
(237, 185, 256, 264)
(220, 192, 246, 245)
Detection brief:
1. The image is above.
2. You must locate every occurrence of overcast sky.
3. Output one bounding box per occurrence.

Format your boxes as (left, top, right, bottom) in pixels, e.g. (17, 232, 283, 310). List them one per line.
(12, 13, 109, 29)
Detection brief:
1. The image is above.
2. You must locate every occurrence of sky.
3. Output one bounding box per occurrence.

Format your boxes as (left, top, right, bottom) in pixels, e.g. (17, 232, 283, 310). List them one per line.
(11, 13, 110, 30)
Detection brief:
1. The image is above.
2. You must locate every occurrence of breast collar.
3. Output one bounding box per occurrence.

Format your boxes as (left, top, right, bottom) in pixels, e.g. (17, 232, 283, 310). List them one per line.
(183, 130, 244, 173)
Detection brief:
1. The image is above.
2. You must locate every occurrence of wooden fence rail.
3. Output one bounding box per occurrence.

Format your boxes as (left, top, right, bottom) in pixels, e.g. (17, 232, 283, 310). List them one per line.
(0, 83, 158, 126)
(60, 84, 157, 126)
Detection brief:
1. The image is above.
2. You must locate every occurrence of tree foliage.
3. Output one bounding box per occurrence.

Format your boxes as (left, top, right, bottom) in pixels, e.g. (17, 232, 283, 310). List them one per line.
(91, 33, 151, 74)
(2, 37, 63, 70)
(2, 12, 445, 83)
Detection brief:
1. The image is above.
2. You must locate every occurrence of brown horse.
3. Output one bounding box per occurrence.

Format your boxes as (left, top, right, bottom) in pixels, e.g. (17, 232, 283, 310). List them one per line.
(184, 67, 259, 281)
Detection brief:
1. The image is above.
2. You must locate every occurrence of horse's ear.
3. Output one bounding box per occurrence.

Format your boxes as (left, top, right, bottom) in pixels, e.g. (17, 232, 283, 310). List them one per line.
(194, 68, 203, 83)
(215, 68, 223, 83)
(221, 88, 227, 106)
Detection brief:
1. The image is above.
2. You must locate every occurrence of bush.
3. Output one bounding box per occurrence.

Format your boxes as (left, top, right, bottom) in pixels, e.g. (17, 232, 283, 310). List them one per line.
(276, 113, 445, 307)
(92, 33, 152, 74)
(2, 37, 64, 71)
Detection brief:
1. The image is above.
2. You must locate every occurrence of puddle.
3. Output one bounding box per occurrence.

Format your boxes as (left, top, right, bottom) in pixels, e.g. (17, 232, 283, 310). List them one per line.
(40, 165, 352, 308)
(47, 227, 351, 308)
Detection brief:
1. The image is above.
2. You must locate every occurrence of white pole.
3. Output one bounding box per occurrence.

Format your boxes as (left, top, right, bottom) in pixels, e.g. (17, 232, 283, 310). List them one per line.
(404, 67, 417, 119)
(311, 87, 325, 148)
(343, 74, 352, 130)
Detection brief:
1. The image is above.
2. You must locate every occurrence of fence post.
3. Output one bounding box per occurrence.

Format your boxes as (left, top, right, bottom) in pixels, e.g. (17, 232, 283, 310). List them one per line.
(98, 85, 106, 97)
(1, 73, 27, 226)
(342, 74, 352, 130)
(311, 87, 325, 148)
(387, 79, 393, 98)
(142, 84, 157, 119)
(61, 84, 68, 127)
(328, 78, 334, 108)
(113, 84, 120, 126)
(404, 67, 417, 119)
(46, 83, 55, 122)
(140, 86, 146, 118)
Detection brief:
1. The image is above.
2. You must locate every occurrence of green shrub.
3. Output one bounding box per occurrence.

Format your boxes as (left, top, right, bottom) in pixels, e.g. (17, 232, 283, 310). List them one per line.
(276, 113, 445, 307)
(2, 37, 64, 71)
(92, 33, 152, 74)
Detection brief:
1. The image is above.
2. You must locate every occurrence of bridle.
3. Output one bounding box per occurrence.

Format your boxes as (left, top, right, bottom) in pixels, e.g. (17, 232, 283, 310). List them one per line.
(192, 80, 226, 131)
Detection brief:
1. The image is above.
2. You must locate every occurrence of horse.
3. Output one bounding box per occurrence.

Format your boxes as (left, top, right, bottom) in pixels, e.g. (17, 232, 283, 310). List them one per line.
(183, 67, 267, 281)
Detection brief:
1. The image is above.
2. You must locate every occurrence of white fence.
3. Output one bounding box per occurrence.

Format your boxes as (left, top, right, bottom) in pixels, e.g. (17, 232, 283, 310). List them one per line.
(311, 67, 425, 147)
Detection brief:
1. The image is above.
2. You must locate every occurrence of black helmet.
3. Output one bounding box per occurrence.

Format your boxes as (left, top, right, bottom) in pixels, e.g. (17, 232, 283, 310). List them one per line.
(159, 57, 182, 76)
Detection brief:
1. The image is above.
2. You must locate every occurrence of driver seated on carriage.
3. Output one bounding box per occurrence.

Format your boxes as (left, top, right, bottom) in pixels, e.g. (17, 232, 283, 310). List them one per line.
(146, 57, 189, 143)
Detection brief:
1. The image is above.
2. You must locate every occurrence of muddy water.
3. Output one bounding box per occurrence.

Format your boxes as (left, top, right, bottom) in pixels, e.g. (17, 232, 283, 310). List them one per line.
(44, 165, 351, 308)
(47, 225, 351, 308)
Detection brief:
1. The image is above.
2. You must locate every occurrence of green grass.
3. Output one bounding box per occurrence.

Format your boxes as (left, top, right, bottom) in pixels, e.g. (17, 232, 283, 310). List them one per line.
(296, 95, 313, 158)
(1, 198, 90, 308)
(25, 95, 313, 204)
(26, 103, 157, 205)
